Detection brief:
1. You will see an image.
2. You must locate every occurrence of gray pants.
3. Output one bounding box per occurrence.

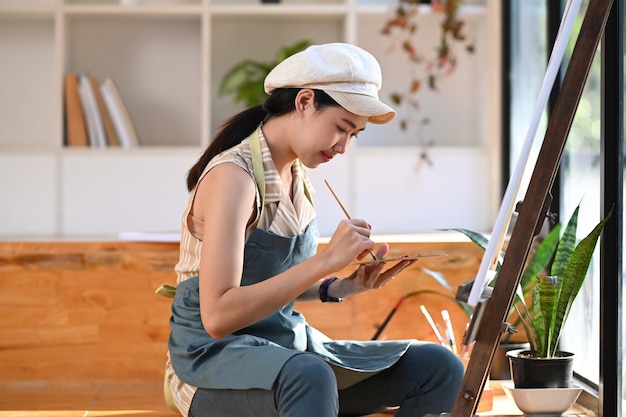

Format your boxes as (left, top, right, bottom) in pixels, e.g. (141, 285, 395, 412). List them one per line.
(188, 341, 464, 417)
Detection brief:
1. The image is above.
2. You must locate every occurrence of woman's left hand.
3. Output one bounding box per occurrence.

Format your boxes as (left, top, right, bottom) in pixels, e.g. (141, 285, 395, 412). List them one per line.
(335, 243, 418, 298)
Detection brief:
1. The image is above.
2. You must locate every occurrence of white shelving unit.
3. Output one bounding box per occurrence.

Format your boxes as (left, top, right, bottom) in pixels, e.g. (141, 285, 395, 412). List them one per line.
(0, 0, 500, 238)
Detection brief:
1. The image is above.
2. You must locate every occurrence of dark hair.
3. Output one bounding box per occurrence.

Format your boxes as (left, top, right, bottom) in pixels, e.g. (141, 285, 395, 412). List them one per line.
(186, 88, 338, 191)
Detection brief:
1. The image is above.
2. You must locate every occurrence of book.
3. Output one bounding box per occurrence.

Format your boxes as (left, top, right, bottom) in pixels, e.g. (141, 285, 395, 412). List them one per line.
(89, 76, 120, 147)
(77, 74, 107, 148)
(100, 77, 140, 148)
(63, 73, 89, 147)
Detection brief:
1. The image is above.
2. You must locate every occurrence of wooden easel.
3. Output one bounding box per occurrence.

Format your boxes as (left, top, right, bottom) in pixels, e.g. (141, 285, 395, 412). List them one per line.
(445, 0, 615, 416)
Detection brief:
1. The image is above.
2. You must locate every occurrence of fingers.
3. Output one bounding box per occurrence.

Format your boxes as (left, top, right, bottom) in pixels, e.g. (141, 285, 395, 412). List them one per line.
(375, 243, 390, 259)
(355, 262, 384, 289)
(344, 218, 372, 233)
(386, 259, 418, 276)
(373, 259, 418, 287)
(355, 249, 372, 261)
(326, 219, 377, 268)
(347, 258, 417, 297)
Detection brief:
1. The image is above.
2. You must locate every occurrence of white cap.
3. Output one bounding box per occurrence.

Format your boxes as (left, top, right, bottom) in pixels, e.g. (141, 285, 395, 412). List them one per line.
(264, 43, 395, 125)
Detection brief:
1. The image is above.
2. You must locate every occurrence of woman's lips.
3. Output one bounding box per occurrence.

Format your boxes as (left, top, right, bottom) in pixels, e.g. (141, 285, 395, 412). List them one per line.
(321, 152, 333, 163)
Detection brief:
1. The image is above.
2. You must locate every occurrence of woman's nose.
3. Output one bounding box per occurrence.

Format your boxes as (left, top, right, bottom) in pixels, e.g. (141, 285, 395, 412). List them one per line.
(332, 139, 349, 154)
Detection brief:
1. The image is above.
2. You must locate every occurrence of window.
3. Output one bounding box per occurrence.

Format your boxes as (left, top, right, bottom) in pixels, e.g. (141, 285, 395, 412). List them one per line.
(505, 0, 624, 415)
(558, 0, 603, 385)
(507, 0, 548, 196)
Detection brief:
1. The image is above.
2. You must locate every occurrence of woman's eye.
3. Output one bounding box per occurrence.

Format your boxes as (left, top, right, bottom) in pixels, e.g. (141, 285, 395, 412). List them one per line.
(338, 126, 357, 138)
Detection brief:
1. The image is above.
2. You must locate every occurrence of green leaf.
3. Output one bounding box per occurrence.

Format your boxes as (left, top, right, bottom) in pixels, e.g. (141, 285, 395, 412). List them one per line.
(551, 205, 579, 278)
(530, 276, 548, 356)
(275, 39, 311, 61)
(537, 275, 559, 357)
(218, 40, 312, 107)
(443, 228, 505, 270)
(421, 267, 454, 292)
(520, 224, 561, 290)
(219, 61, 267, 95)
(513, 301, 538, 352)
(445, 228, 490, 250)
(548, 208, 613, 356)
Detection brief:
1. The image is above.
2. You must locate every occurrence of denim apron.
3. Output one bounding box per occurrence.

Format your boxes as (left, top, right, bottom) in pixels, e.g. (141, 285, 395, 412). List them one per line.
(168, 129, 412, 392)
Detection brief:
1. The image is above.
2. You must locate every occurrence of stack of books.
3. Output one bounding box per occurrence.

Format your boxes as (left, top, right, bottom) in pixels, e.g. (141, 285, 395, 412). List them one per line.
(64, 73, 140, 148)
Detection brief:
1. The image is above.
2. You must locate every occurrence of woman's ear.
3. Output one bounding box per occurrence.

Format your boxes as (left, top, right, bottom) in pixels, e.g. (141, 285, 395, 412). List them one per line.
(295, 89, 316, 114)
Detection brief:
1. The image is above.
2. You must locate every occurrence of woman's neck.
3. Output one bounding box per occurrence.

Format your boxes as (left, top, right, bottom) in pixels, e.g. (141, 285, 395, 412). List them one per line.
(260, 119, 296, 199)
(260, 117, 297, 178)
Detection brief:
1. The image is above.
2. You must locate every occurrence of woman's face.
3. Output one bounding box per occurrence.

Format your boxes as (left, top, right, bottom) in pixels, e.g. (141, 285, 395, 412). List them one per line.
(294, 93, 368, 169)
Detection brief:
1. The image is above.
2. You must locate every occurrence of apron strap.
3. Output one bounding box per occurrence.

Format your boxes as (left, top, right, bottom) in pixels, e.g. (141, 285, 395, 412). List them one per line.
(250, 129, 315, 228)
(249, 128, 267, 230)
(300, 160, 314, 207)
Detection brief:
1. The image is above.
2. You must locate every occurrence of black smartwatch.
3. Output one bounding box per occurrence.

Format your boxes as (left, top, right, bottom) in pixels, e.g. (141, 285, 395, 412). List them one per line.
(318, 277, 343, 303)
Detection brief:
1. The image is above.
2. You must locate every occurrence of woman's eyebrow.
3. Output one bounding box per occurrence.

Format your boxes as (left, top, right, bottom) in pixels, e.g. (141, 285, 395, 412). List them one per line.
(341, 118, 366, 132)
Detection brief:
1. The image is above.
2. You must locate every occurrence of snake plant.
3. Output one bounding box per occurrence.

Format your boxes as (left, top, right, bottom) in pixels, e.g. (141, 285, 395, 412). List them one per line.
(514, 204, 613, 358)
(429, 202, 612, 355)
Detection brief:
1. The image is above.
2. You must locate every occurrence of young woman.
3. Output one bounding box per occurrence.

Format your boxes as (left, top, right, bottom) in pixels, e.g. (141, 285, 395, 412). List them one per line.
(163, 43, 464, 417)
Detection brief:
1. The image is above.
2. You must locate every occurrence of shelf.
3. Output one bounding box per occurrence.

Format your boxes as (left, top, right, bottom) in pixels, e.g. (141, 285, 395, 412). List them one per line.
(0, 0, 500, 238)
(64, 15, 203, 147)
(210, 3, 348, 16)
(63, 3, 203, 17)
(0, 17, 57, 148)
(63, 0, 201, 4)
(0, 5, 55, 20)
(60, 145, 202, 155)
(356, 3, 487, 16)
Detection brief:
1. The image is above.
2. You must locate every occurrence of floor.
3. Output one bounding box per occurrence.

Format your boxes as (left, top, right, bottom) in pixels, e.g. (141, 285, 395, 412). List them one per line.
(0, 385, 170, 417)
(0, 382, 588, 417)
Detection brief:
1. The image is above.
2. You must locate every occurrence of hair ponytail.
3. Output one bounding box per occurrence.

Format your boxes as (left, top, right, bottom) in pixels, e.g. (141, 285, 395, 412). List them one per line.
(186, 105, 266, 191)
(186, 88, 338, 192)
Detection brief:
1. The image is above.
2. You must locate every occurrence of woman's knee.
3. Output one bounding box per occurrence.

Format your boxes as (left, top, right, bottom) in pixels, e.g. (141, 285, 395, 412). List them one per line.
(278, 353, 337, 389)
(398, 342, 465, 388)
(274, 354, 339, 416)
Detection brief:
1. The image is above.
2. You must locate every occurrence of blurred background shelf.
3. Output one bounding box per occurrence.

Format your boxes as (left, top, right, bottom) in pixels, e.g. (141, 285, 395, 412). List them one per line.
(0, 0, 499, 238)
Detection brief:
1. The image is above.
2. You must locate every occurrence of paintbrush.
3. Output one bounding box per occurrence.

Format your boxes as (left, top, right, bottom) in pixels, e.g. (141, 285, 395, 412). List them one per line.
(324, 179, 377, 261)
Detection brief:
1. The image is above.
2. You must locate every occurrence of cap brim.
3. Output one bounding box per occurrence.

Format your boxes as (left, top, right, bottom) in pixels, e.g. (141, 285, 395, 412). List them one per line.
(324, 91, 396, 125)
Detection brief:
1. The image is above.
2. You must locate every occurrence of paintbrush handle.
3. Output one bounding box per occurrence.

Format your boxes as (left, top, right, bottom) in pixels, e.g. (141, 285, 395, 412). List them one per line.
(324, 180, 377, 261)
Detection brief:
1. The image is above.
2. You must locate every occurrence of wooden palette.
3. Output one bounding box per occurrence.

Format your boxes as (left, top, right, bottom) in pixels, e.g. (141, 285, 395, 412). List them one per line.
(350, 254, 447, 265)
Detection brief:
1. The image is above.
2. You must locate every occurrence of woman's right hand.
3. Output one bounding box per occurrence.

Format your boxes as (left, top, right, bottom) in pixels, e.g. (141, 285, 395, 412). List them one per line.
(321, 219, 376, 271)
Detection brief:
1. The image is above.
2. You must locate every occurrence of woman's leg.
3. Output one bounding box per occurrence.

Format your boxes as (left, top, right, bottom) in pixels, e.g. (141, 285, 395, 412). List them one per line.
(274, 353, 339, 417)
(338, 341, 464, 417)
(189, 353, 339, 417)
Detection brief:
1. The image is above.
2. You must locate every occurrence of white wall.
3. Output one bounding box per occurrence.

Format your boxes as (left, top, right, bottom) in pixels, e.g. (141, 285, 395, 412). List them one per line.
(308, 147, 494, 237)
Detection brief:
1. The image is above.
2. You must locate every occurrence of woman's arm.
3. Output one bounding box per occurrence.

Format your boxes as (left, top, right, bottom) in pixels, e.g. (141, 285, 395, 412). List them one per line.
(194, 163, 377, 339)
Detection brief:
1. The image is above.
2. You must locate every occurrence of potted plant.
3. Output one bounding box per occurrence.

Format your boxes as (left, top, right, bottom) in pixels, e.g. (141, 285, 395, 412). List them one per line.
(373, 201, 611, 387)
(218, 40, 311, 108)
(506, 203, 612, 388)
(424, 225, 558, 379)
(413, 201, 611, 384)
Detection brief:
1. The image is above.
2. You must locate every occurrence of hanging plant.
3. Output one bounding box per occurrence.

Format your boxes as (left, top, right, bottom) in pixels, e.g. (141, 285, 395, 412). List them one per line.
(381, 0, 475, 162)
